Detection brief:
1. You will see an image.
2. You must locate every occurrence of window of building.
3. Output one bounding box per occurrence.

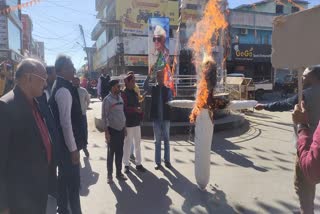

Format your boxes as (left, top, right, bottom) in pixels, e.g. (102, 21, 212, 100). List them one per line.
(292, 6, 300, 13)
(276, 4, 284, 14)
(8, 19, 21, 53)
(96, 30, 107, 50)
(186, 4, 199, 10)
(263, 35, 269, 45)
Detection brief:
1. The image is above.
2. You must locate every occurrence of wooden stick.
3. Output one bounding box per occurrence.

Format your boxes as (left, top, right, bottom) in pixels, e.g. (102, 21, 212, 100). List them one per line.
(297, 68, 304, 104)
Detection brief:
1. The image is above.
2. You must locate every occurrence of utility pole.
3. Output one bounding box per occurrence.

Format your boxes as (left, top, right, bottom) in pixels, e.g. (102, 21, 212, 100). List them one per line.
(79, 24, 92, 73)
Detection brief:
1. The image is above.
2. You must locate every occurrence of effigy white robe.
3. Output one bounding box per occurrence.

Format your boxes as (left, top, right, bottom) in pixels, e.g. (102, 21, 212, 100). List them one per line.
(194, 109, 214, 190)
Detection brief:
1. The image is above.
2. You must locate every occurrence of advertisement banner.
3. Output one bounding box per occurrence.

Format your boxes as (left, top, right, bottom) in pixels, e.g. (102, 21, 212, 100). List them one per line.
(116, 0, 171, 35)
(232, 44, 271, 62)
(148, 17, 175, 95)
(125, 55, 148, 66)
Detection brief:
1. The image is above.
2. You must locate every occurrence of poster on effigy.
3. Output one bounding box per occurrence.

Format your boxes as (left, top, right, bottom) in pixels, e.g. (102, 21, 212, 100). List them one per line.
(148, 17, 170, 79)
(148, 17, 175, 95)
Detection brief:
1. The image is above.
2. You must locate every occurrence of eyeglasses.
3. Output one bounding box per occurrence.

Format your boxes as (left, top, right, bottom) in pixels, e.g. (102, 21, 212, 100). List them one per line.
(153, 37, 162, 43)
(30, 73, 47, 82)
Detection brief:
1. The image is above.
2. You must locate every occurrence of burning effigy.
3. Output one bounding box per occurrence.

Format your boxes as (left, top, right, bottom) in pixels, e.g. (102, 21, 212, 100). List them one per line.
(189, 56, 229, 124)
(168, 0, 258, 190)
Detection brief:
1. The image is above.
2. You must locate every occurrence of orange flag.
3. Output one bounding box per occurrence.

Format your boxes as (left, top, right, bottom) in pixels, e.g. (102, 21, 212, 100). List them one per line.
(163, 64, 176, 97)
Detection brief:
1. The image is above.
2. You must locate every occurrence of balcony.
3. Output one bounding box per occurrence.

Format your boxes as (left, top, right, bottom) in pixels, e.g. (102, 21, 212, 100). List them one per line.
(230, 10, 276, 29)
(91, 21, 104, 41)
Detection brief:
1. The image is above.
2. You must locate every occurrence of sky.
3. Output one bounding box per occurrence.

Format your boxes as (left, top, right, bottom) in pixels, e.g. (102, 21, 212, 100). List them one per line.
(21, 0, 319, 69)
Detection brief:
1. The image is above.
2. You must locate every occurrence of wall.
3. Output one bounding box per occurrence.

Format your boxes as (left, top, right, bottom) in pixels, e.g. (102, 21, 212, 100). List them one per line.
(231, 28, 272, 45)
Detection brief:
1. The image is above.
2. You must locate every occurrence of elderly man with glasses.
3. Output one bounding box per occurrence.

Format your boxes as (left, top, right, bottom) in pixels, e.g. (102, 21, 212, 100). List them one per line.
(0, 58, 54, 214)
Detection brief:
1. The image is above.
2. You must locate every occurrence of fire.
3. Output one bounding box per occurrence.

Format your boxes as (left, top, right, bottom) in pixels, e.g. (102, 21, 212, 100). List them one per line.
(187, 0, 228, 123)
(190, 56, 216, 123)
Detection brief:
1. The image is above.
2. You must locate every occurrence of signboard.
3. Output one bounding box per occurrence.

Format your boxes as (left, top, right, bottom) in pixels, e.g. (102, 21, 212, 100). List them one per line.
(116, 0, 171, 35)
(124, 55, 148, 66)
(272, 6, 320, 69)
(232, 44, 271, 62)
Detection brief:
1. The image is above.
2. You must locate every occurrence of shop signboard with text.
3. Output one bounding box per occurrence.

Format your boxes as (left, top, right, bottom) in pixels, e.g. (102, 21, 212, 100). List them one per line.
(125, 55, 148, 66)
(232, 44, 271, 62)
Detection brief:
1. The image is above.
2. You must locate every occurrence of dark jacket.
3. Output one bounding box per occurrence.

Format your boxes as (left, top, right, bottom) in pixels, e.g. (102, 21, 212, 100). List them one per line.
(264, 86, 320, 133)
(0, 87, 51, 214)
(121, 88, 142, 127)
(150, 85, 172, 121)
(264, 94, 298, 112)
(49, 77, 86, 151)
(37, 93, 62, 197)
(143, 76, 172, 121)
(100, 75, 110, 98)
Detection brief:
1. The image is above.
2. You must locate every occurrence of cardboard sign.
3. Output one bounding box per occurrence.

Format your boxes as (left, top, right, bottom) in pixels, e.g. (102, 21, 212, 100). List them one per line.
(272, 6, 320, 69)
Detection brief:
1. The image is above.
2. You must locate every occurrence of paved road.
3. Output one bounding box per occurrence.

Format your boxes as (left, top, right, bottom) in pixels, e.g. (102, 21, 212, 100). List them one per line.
(48, 99, 320, 214)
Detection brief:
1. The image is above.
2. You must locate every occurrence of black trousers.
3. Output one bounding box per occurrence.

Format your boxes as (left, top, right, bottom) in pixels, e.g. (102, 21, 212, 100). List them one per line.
(107, 127, 125, 177)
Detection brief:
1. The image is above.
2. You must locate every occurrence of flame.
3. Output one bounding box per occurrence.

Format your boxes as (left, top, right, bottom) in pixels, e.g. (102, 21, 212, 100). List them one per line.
(187, 0, 228, 123)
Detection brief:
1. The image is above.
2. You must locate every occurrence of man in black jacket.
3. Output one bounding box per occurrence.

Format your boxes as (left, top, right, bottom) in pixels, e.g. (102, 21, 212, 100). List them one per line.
(0, 58, 52, 214)
(49, 55, 85, 214)
(97, 68, 110, 100)
(121, 74, 146, 174)
(144, 71, 173, 170)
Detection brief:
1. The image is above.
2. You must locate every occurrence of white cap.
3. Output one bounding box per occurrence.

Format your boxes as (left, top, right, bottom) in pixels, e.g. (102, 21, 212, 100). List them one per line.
(154, 25, 166, 37)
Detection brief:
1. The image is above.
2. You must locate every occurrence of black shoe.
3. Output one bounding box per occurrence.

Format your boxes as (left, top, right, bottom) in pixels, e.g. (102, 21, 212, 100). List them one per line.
(165, 162, 172, 169)
(107, 176, 113, 184)
(136, 165, 146, 172)
(83, 148, 90, 157)
(116, 173, 128, 181)
(124, 166, 130, 174)
(154, 164, 162, 170)
(130, 154, 136, 162)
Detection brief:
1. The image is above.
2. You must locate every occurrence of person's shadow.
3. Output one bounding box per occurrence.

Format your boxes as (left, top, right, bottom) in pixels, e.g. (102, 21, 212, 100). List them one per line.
(160, 167, 237, 213)
(212, 137, 268, 172)
(80, 157, 100, 196)
(110, 169, 172, 214)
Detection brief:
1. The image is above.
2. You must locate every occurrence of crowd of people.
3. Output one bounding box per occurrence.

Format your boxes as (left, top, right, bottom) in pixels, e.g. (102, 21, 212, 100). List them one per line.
(2, 54, 320, 214)
(0, 54, 175, 213)
(0, 56, 91, 214)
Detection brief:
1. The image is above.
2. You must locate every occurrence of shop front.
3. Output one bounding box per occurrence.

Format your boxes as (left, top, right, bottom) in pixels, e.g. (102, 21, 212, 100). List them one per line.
(228, 44, 273, 82)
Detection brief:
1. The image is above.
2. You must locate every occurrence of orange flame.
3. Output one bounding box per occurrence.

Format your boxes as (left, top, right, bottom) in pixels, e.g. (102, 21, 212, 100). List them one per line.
(187, 0, 228, 123)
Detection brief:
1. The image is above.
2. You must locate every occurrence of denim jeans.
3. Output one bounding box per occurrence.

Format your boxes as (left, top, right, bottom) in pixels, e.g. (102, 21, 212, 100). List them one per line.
(153, 120, 170, 164)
